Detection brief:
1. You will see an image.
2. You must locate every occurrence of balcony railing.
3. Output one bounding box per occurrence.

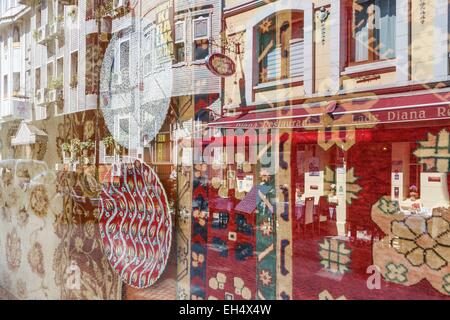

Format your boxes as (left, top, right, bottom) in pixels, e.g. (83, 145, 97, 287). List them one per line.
(59, 0, 78, 5)
(22, 0, 77, 5)
(0, 97, 32, 121)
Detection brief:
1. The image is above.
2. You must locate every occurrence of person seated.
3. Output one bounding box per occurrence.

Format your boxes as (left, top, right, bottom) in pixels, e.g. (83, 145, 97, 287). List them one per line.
(295, 187, 304, 221)
(295, 187, 304, 205)
(400, 185, 422, 214)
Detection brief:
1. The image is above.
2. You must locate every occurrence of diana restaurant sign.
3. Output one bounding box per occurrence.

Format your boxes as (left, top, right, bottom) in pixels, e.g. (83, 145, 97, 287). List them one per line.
(213, 102, 450, 129)
(206, 53, 236, 77)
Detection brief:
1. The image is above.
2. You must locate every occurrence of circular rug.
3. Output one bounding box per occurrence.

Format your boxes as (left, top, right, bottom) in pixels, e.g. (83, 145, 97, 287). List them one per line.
(98, 160, 172, 288)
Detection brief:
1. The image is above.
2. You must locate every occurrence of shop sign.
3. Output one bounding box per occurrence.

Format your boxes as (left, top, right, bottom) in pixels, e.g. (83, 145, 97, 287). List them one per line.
(221, 104, 450, 129)
(206, 53, 236, 77)
(154, 0, 174, 62)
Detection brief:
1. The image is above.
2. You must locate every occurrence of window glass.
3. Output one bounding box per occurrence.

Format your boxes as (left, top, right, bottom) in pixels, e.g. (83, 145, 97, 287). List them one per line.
(174, 21, 185, 63)
(120, 39, 130, 74)
(353, 0, 396, 62)
(194, 39, 209, 61)
(193, 17, 209, 61)
(2, 0, 450, 304)
(257, 10, 304, 83)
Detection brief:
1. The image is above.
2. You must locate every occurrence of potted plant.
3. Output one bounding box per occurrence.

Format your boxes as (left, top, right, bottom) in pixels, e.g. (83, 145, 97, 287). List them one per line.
(61, 142, 71, 160)
(95, 0, 114, 19)
(103, 135, 115, 151)
(80, 140, 92, 165)
(32, 29, 40, 41)
(70, 138, 81, 163)
(103, 135, 122, 161)
(68, 7, 77, 21)
(80, 140, 94, 157)
(70, 74, 78, 88)
(48, 76, 63, 90)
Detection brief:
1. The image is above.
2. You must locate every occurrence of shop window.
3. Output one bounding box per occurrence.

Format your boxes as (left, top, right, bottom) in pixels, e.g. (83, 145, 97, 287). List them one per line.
(351, 0, 396, 63)
(144, 52, 152, 75)
(47, 0, 54, 24)
(154, 132, 171, 163)
(36, 3, 42, 28)
(70, 51, 78, 88)
(3, 34, 8, 57)
(12, 72, 20, 97)
(174, 20, 186, 63)
(256, 10, 304, 84)
(35, 67, 41, 90)
(47, 62, 54, 87)
(57, 57, 63, 81)
(25, 70, 31, 97)
(3, 75, 8, 98)
(193, 16, 210, 61)
(57, 1, 64, 18)
(13, 26, 20, 47)
(143, 25, 154, 75)
(119, 39, 130, 78)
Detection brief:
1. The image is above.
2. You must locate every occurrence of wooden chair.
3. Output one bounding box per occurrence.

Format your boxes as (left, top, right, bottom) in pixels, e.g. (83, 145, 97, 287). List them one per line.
(303, 197, 315, 236)
(317, 195, 329, 235)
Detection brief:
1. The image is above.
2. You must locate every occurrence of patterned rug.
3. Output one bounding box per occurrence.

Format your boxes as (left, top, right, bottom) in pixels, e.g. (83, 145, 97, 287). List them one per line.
(0, 287, 16, 300)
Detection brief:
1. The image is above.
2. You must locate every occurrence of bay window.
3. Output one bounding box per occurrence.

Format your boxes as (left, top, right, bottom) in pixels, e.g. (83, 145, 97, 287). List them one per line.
(256, 11, 304, 84)
(351, 0, 396, 63)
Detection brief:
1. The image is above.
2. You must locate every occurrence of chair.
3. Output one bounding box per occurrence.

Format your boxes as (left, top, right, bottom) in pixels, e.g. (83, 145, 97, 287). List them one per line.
(317, 195, 329, 235)
(303, 197, 315, 236)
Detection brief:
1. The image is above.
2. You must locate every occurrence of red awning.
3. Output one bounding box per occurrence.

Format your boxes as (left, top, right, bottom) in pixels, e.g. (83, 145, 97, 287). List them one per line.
(209, 91, 450, 129)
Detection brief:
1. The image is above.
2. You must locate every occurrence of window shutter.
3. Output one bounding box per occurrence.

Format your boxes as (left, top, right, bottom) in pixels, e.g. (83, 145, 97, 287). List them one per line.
(267, 46, 281, 80)
(290, 39, 304, 78)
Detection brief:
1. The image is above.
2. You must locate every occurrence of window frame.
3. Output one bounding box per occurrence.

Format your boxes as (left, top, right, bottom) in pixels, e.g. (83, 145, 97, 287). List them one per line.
(114, 36, 130, 83)
(143, 25, 155, 76)
(255, 10, 305, 85)
(348, 0, 396, 66)
(174, 20, 186, 64)
(192, 16, 210, 41)
(175, 20, 186, 44)
(192, 15, 211, 62)
(116, 115, 131, 155)
(12, 26, 20, 47)
(118, 37, 130, 73)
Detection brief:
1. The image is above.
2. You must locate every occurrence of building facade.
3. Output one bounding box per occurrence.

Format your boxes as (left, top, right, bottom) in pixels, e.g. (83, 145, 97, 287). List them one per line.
(192, 0, 450, 300)
(0, 0, 450, 300)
